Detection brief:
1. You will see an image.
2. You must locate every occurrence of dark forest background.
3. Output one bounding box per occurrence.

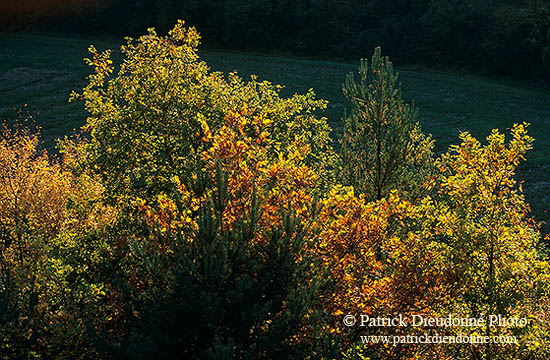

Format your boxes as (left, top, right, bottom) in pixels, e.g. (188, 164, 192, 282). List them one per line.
(3, 0, 550, 81)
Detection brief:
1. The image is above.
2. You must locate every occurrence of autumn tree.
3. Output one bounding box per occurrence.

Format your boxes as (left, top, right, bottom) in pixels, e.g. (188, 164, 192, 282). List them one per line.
(0, 125, 70, 358)
(0, 125, 117, 359)
(312, 187, 456, 359)
(433, 124, 550, 359)
(62, 20, 342, 359)
(72, 20, 335, 205)
(97, 106, 341, 359)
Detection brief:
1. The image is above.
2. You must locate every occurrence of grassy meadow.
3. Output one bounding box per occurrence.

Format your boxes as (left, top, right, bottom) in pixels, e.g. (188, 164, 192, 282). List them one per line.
(1, 33, 549, 230)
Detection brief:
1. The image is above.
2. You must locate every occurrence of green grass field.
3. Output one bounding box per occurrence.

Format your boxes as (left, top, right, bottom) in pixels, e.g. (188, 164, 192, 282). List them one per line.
(1, 33, 549, 230)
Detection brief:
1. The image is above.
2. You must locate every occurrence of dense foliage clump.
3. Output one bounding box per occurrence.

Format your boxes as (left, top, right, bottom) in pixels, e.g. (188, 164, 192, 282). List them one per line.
(1, 22, 549, 359)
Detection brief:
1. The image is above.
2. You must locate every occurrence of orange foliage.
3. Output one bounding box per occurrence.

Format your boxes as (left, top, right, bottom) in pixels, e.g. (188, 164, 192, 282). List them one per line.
(142, 106, 320, 246)
(314, 190, 454, 342)
(0, 126, 70, 263)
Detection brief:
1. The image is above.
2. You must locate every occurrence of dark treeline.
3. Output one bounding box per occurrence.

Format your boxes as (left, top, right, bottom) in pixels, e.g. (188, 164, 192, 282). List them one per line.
(1, 0, 549, 79)
(25, 0, 550, 80)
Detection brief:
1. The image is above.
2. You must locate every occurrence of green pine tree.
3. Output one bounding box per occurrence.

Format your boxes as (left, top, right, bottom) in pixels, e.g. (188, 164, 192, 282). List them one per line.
(104, 163, 340, 360)
(340, 47, 436, 202)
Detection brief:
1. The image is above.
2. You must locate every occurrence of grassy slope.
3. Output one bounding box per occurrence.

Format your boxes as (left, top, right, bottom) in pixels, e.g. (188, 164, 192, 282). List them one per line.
(1, 33, 549, 228)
